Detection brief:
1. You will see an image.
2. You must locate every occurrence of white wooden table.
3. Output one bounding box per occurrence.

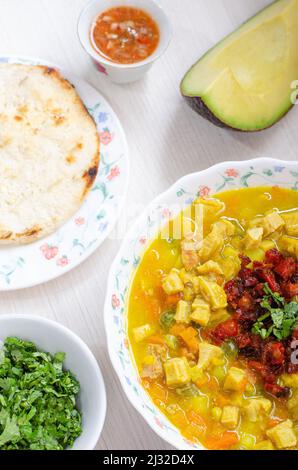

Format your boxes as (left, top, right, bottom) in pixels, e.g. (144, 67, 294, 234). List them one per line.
(0, 0, 296, 450)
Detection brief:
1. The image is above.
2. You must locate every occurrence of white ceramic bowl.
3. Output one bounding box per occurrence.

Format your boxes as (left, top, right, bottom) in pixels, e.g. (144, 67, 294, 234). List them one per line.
(78, 0, 172, 84)
(0, 314, 106, 450)
(104, 158, 298, 450)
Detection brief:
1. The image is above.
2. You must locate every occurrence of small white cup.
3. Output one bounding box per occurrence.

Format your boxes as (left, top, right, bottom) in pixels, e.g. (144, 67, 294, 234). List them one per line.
(78, 0, 172, 84)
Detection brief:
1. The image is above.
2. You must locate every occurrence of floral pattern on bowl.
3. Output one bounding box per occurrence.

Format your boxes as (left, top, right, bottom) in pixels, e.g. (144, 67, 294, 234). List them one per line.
(104, 158, 297, 450)
(0, 56, 129, 290)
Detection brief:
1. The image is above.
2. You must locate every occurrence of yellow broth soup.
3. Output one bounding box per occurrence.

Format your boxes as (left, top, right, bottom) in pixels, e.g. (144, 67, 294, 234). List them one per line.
(128, 187, 298, 450)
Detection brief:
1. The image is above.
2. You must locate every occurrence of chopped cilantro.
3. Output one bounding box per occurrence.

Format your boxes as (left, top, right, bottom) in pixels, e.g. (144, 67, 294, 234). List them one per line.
(252, 284, 298, 340)
(159, 310, 175, 330)
(0, 337, 82, 450)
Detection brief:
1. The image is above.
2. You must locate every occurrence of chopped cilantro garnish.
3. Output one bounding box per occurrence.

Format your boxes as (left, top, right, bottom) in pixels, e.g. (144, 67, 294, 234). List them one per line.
(159, 310, 175, 330)
(0, 337, 82, 450)
(252, 284, 298, 340)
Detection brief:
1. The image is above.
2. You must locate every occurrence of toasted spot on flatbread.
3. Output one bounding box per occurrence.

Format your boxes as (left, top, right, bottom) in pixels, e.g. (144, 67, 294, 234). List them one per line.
(0, 231, 13, 240)
(16, 226, 41, 239)
(0, 137, 11, 149)
(66, 155, 76, 164)
(18, 104, 28, 114)
(0, 63, 100, 245)
(82, 165, 98, 197)
(53, 115, 65, 126)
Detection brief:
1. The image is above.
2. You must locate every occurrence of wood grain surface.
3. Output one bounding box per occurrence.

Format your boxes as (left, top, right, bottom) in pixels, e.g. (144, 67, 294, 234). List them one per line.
(0, 0, 296, 450)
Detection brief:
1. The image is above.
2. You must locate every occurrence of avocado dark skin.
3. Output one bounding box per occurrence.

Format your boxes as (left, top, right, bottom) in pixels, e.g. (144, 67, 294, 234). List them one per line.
(183, 96, 227, 129)
(183, 95, 293, 132)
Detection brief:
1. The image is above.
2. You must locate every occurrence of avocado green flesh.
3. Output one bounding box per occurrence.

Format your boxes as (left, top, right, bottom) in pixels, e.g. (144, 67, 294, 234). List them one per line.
(181, 0, 298, 131)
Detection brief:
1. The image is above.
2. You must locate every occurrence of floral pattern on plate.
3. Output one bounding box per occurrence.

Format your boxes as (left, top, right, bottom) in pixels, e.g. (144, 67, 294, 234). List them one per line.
(0, 56, 129, 290)
(104, 158, 297, 450)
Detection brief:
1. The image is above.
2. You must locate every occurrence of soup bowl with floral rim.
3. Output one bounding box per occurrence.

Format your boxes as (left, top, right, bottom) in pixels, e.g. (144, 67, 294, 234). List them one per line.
(104, 158, 297, 450)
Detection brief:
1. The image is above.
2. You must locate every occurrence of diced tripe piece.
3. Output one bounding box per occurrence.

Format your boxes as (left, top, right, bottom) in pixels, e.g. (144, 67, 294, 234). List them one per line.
(281, 373, 298, 388)
(260, 239, 276, 252)
(222, 245, 239, 258)
(162, 268, 184, 294)
(221, 406, 239, 429)
(199, 220, 235, 262)
(262, 211, 285, 237)
(243, 227, 263, 250)
(175, 300, 191, 323)
(214, 219, 236, 237)
(209, 308, 230, 325)
(266, 420, 297, 449)
(282, 212, 298, 237)
(179, 268, 194, 284)
(190, 308, 210, 327)
(164, 357, 190, 387)
(279, 236, 298, 259)
(190, 296, 211, 326)
(224, 367, 247, 392)
(196, 260, 224, 275)
(179, 269, 201, 294)
(141, 345, 165, 380)
(195, 197, 225, 218)
(199, 232, 222, 264)
(183, 283, 195, 302)
(197, 276, 227, 310)
(192, 295, 209, 309)
(243, 398, 272, 422)
(254, 440, 274, 450)
(220, 257, 241, 281)
(197, 342, 223, 370)
(220, 246, 241, 281)
(133, 324, 154, 343)
(181, 239, 199, 271)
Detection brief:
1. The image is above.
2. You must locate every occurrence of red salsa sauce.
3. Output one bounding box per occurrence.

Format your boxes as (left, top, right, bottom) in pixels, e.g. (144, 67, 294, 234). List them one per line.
(91, 6, 160, 64)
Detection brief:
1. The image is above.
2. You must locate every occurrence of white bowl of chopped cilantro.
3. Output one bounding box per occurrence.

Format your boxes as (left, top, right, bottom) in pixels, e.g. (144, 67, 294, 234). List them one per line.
(0, 314, 106, 450)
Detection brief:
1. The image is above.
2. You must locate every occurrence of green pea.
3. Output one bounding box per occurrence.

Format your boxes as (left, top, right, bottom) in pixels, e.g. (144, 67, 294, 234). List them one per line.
(222, 340, 238, 359)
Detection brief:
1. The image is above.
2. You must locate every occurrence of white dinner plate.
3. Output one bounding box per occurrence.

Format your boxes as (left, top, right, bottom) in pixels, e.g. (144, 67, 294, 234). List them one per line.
(0, 55, 129, 290)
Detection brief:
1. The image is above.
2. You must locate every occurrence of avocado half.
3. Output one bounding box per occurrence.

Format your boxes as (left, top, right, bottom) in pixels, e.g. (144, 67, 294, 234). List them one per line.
(181, 0, 298, 132)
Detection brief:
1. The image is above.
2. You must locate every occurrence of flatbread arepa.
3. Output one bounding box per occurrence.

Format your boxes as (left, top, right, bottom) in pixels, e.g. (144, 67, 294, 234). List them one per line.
(0, 64, 100, 244)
